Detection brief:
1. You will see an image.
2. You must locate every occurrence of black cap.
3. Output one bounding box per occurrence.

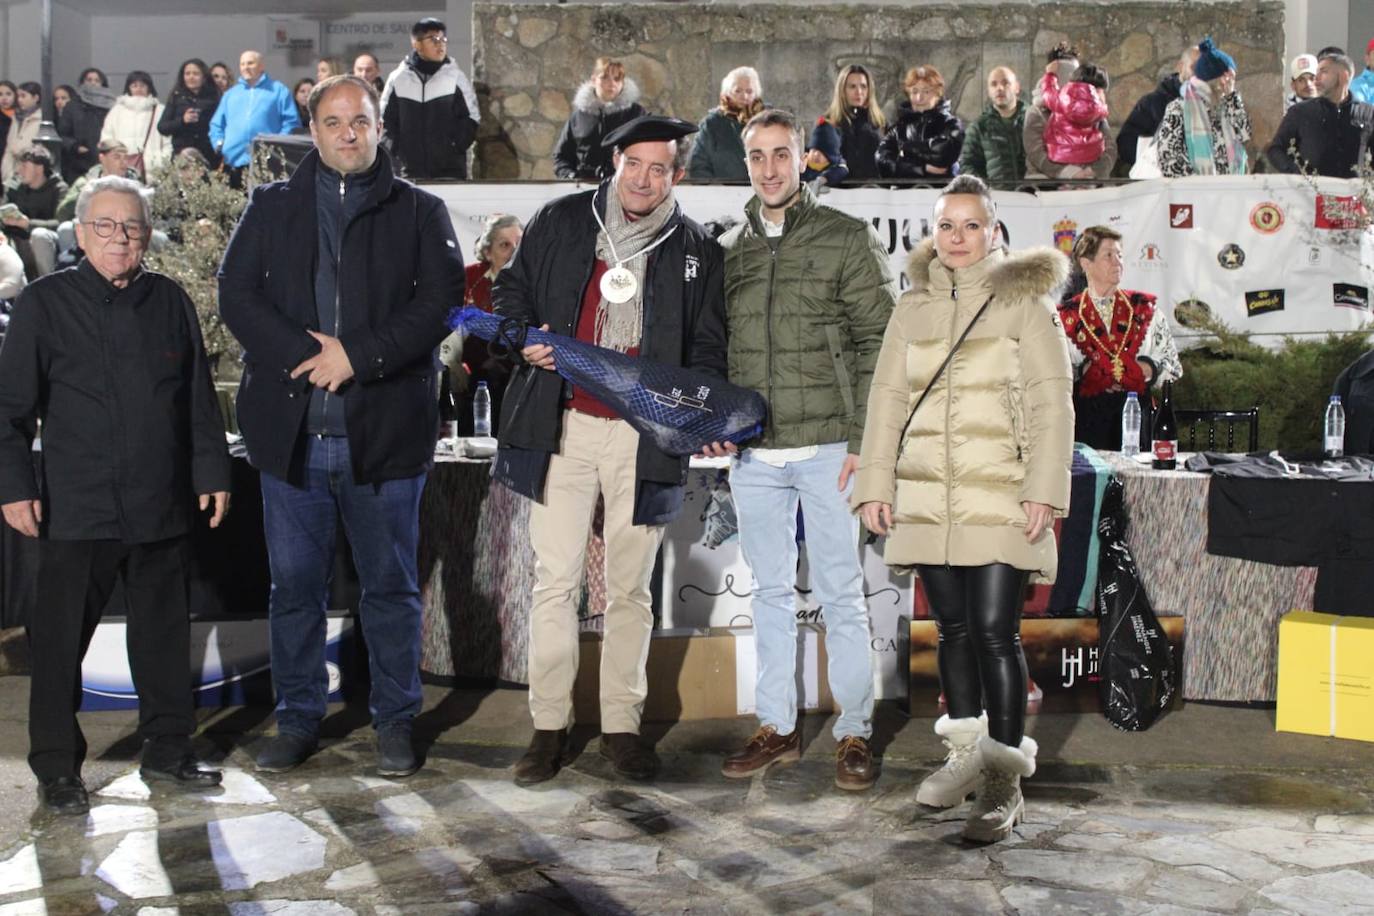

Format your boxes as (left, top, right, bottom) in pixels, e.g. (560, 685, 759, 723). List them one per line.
(600, 114, 699, 150)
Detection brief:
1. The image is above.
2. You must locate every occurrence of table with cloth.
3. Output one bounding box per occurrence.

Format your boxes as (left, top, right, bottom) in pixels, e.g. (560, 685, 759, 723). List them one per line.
(0, 442, 1334, 705)
(1101, 453, 1320, 702)
(418, 448, 1333, 702)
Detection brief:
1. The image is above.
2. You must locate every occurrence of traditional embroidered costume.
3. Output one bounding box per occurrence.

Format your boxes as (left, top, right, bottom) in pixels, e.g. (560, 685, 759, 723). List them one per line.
(1058, 287, 1181, 450)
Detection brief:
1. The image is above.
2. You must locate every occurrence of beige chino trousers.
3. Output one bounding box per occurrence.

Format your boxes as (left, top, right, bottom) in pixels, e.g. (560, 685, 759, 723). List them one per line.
(527, 409, 665, 733)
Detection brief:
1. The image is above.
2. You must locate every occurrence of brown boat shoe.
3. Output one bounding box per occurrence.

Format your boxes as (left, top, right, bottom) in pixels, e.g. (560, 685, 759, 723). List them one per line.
(835, 735, 875, 791)
(721, 725, 801, 778)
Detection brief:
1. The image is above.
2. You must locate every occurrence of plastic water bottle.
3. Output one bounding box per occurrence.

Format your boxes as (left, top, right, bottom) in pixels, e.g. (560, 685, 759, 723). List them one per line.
(473, 381, 492, 437)
(1120, 392, 1142, 457)
(1324, 395, 1345, 458)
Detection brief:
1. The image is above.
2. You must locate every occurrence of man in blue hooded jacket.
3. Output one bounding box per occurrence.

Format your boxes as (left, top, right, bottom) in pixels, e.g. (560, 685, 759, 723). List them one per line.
(209, 50, 300, 185)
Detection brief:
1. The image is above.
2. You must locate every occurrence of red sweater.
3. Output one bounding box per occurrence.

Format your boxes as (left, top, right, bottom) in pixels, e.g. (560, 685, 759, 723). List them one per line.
(565, 260, 639, 418)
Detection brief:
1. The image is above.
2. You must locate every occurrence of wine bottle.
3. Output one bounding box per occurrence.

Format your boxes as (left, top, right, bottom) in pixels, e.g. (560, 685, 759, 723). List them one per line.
(438, 371, 459, 444)
(1151, 380, 1177, 470)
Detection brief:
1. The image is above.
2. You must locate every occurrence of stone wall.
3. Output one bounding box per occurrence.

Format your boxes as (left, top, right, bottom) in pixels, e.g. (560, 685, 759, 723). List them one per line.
(472, 2, 1286, 179)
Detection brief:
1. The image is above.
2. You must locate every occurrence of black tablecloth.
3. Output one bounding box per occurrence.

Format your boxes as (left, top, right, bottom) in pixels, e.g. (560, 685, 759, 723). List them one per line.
(1204, 454, 1374, 616)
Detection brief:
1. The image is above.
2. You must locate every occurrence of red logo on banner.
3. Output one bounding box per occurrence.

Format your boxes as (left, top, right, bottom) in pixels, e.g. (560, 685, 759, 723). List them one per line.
(1315, 195, 1366, 230)
(1250, 201, 1284, 234)
(1169, 204, 1194, 229)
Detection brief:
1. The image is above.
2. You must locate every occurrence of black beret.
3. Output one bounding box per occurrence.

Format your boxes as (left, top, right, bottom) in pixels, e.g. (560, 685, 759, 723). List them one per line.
(601, 114, 699, 150)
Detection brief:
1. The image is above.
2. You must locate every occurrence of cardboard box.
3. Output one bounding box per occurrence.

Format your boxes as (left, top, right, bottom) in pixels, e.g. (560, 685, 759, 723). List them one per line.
(899, 615, 1184, 717)
(1276, 611, 1374, 742)
(572, 626, 833, 723)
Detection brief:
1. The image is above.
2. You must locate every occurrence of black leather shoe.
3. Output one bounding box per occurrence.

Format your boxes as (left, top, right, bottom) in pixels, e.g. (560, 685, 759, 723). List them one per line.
(377, 727, 419, 778)
(600, 732, 658, 781)
(513, 729, 568, 786)
(255, 733, 318, 773)
(140, 755, 223, 787)
(38, 776, 89, 815)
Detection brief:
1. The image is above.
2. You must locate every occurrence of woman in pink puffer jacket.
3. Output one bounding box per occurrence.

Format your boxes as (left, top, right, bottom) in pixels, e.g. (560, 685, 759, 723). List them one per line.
(1040, 63, 1109, 166)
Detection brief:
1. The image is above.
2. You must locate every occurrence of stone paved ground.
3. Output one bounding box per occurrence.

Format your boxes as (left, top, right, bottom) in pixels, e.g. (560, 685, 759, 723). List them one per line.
(0, 680, 1370, 915)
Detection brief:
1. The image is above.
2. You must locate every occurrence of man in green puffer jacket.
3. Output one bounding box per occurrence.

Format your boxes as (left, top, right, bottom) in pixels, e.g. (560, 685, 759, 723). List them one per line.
(707, 108, 895, 793)
(958, 67, 1028, 182)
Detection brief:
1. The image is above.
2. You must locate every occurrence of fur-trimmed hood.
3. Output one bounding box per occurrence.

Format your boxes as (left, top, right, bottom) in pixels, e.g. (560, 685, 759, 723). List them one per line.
(572, 78, 641, 115)
(904, 238, 1069, 301)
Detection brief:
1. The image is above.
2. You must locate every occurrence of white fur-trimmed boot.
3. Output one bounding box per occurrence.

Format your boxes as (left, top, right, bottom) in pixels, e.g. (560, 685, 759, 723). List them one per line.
(915, 713, 987, 808)
(962, 735, 1037, 843)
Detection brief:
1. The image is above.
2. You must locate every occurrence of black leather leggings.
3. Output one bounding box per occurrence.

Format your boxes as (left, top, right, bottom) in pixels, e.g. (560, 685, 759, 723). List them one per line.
(916, 563, 1030, 746)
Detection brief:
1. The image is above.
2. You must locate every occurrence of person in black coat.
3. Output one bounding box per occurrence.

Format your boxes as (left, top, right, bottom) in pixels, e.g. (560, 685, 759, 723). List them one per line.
(824, 63, 886, 184)
(1115, 49, 1197, 169)
(1266, 52, 1374, 177)
(0, 175, 231, 815)
(493, 115, 727, 787)
(218, 76, 463, 778)
(58, 70, 115, 183)
(157, 58, 221, 168)
(877, 64, 964, 179)
(553, 57, 646, 181)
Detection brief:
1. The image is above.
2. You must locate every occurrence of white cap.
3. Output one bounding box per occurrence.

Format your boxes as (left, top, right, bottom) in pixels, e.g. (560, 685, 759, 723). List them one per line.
(1290, 54, 1318, 79)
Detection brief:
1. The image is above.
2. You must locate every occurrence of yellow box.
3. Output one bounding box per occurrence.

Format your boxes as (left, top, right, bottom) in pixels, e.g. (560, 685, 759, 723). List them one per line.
(1276, 611, 1374, 742)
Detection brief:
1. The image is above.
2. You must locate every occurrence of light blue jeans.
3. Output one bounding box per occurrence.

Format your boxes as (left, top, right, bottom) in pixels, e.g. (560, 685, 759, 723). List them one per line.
(730, 442, 874, 740)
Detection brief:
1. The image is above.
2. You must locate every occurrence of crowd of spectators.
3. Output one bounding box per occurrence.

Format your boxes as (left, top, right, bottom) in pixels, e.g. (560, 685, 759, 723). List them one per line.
(1, 26, 1373, 307)
(0, 16, 485, 305)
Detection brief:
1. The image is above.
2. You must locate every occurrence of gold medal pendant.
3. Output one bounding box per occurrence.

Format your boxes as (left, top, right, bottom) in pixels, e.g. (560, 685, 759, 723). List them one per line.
(1111, 355, 1124, 382)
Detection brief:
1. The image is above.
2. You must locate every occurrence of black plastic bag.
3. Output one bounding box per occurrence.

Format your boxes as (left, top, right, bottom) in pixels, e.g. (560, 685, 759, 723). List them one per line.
(1095, 477, 1175, 731)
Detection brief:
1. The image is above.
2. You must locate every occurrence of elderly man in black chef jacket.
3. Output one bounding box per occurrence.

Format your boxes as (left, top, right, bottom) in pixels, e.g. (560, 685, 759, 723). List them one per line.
(0, 175, 231, 816)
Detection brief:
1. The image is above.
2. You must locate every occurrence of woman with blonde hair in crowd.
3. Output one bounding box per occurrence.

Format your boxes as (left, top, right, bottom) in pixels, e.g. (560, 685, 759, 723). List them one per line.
(688, 66, 763, 181)
(315, 57, 346, 83)
(824, 63, 886, 184)
(852, 174, 1072, 843)
(553, 57, 646, 181)
(877, 64, 964, 179)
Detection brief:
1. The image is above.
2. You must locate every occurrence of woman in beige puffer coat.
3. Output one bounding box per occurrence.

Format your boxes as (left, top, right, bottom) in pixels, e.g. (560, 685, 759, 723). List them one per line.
(852, 175, 1073, 844)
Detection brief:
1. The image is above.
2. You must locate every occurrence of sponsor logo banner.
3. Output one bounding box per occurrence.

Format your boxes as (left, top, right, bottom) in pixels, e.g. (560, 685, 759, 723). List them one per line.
(1245, 289, 1286, 317)
(1315, 195, 1366, 230)
(1334, 283, 1370, 310)
(1250, 201, 1284, 234)
(1053, 217, 1078, 254)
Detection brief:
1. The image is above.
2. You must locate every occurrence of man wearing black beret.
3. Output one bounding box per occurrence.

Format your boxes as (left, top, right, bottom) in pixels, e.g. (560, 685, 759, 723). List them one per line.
(493, 115, 729, 784)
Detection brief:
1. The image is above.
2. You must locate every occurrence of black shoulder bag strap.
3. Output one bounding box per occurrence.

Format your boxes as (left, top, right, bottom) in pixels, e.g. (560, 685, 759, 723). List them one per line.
(895, 295, 996, 462)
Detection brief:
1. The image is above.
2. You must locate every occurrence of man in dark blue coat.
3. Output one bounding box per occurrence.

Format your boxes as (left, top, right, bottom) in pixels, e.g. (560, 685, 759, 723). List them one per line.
(218, 75, 463, 778)
(493, 115, 728, 785)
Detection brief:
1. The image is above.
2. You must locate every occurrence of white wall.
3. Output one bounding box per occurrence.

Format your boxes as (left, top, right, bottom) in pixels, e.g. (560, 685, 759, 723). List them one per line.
(1305, 0, 1352, 55)
(1351, 1, 1374, 62)
(83, 14, 440, 93)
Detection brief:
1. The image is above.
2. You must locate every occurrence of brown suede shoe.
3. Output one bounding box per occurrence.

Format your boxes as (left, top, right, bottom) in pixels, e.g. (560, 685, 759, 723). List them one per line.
(721, 725, 801, 778)
(599, 733, 659, 781)
(513, 729, 568, 786)
(835, 735, 875, 791)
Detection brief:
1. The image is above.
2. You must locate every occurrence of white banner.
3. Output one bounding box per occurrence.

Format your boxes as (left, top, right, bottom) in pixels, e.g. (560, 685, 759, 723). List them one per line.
(428, 175, 1374, 347)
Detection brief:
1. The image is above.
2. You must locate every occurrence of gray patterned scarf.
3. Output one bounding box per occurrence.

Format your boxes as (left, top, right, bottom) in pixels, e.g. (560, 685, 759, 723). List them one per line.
(593, 177, 678, 352)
